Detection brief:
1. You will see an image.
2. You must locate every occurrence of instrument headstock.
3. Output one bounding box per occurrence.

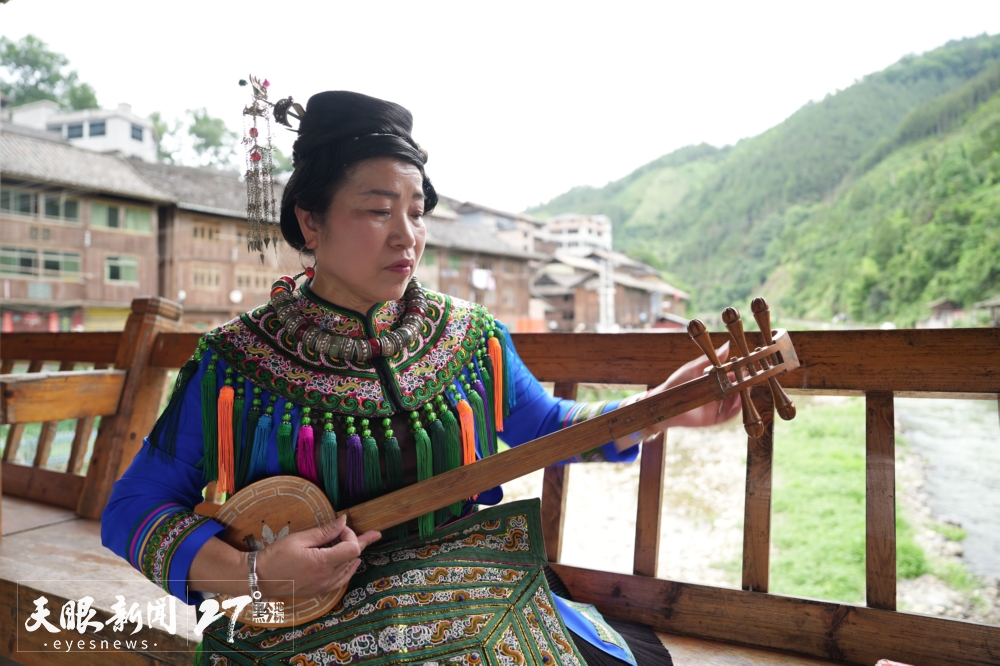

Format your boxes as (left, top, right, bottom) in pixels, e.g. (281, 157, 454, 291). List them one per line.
(687, 297, 797, 437)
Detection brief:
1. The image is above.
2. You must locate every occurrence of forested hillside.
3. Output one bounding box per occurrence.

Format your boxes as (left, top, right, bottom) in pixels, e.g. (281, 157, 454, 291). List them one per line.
(530, 35, 1000, 325)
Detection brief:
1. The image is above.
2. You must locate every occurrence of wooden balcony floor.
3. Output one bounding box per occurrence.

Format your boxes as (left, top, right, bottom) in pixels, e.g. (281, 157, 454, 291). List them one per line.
(1, 496, 840, 666)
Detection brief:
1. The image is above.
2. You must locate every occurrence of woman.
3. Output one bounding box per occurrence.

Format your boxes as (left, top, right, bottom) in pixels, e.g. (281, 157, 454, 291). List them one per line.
(102, 90, 739, 665)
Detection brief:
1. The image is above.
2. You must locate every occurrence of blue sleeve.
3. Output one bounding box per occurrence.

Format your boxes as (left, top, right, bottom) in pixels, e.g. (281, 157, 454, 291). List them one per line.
(101, 350, 225, 605)
(497, 324, 639, 465)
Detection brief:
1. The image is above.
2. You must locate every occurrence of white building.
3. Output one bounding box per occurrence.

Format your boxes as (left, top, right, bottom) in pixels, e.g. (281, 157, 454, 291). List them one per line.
(10, 100, 158, 163)
(541, 213, 612, 256)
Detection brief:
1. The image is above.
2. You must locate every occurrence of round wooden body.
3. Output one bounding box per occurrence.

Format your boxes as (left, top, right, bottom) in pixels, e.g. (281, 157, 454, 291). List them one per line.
(211, 475, 344, 627)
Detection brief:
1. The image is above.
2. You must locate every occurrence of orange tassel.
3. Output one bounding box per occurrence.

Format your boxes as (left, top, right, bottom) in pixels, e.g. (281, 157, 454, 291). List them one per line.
(456, 399, 476, 465)
(488, 337, 504, 431)
(216, 385, 235, 495)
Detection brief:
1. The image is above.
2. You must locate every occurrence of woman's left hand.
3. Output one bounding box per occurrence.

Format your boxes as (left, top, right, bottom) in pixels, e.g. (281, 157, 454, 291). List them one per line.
(615, 341, 741, 448)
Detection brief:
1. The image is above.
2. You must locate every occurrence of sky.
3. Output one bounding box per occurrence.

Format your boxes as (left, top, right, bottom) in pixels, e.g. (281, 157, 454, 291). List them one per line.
(3, 1, 999, 212)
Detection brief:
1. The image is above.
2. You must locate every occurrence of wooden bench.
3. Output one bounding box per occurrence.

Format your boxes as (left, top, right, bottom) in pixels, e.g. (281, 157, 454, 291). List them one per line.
(2, 299, 999, 664)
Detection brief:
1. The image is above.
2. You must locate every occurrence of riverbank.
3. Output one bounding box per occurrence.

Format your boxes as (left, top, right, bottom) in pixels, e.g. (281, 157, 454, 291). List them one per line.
(501, 395, 1000, 625)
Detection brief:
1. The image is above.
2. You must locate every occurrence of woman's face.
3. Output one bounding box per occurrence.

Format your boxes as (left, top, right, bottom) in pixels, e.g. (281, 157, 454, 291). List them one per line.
(295, 157, 426, 313)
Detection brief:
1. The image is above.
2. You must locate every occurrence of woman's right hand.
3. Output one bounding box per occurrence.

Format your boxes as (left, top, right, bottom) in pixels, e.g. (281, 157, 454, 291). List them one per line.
(254, 515, 381, 598)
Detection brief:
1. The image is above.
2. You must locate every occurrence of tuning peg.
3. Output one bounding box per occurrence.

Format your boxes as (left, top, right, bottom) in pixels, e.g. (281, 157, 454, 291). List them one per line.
(750, 297, 796, 421)
(687, 319, 723, 368)
(717, 307, 765, 439)
(721, 307, 755, 372)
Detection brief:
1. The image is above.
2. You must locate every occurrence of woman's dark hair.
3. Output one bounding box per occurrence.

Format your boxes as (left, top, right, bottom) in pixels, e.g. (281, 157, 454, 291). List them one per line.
(279, 91, 438, 253)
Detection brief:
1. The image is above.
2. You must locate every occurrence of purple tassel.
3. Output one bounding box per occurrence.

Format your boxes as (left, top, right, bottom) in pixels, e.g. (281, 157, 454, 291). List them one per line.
(346, 432, 365, 503)
(296, 424, 319, 483)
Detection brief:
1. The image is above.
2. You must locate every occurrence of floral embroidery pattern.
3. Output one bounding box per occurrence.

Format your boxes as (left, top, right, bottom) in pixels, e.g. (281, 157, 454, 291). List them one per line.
(135, 509, 208, 593)
(203, 289, 490, 415)
(201, 500, 585, 665)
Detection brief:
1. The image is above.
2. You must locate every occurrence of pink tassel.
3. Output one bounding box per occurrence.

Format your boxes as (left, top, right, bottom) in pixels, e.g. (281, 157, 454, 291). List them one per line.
(296, 423, 319, 483)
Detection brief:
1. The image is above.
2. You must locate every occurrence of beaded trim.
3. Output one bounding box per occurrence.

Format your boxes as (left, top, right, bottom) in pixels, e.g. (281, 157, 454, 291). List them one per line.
(270, 274, 427, 363)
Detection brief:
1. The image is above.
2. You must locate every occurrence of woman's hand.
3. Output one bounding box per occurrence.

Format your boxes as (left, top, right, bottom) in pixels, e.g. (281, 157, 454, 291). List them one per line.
(188, 515, 381, 599)
(255, 515, 381, 598)
(614, 342, 741, 449)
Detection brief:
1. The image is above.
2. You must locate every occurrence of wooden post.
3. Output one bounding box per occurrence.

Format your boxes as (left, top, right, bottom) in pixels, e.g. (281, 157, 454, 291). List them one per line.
(633, 429, 665, 577)
(2, 359, 43, 462)
(541, 381, 577, 562)
(742, 385, 775, 592)
(866, 391, 896, 611)
(76, 297, 182, 519)
(32, 360, 75, 468)
(67, 364, 108, 474)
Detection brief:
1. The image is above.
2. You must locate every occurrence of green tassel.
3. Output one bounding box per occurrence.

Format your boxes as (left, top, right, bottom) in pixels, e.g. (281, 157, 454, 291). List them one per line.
(380, 417, 406, 542)
(320, 414, 340, 509)
(438, 402, 463, 517)
(479, 361, 499, 456)
(232, 383, 245, 490)
(412, 416, 434, 538)
(428, 415, 450, 525)
(277, 402, 296, 474)
(200, 355, 218, 482)
(466, 383, 491, 458)
(361, 418, 383, 498)
(242, 388, 262, 486)
(148, 351, 201, 459)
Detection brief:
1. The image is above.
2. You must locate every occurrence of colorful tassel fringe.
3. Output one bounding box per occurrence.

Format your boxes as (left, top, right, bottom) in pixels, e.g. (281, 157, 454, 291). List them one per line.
(456, 398, 476, 465)
(297, 408, 318, 483)
(276, 402, 296, 474)
(361, 419, 383, 499)
(345, 417, 365, 504)
(216, 384, 234, 495)
(488, 334, 505, 430)
(320, 414, 340, 509)
(232, 384, 246, 489)
(200, 356, 218, 483)
(413, 419, 434, 537)
(249, 407, 272, 481)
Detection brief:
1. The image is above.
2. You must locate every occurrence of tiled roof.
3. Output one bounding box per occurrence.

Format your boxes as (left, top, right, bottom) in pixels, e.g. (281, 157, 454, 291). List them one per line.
(128, 160, 282, 219)
(425, 220, 543, 260)
(0, 127, 171, 201)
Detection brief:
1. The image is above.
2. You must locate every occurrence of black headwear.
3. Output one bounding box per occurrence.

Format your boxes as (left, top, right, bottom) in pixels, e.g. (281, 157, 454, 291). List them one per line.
(291, 91, 427, 166)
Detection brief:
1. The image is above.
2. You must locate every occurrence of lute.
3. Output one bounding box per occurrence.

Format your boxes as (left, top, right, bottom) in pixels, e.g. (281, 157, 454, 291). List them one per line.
(195, 300, 799, 627)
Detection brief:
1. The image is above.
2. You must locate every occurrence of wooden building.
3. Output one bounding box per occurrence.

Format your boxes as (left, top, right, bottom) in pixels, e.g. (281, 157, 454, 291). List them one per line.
(533, 250, 689, 331)
(0, 125, 169, 332)
(128, 161, 298, 331)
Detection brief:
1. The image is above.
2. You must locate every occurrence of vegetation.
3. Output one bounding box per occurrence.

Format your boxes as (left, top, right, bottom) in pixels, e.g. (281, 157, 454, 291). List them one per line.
(0, 35, 98, 109)
(531, 34, 1000, 324)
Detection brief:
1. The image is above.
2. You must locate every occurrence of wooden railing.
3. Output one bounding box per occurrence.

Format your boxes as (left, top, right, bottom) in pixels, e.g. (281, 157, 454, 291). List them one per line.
(1, 299, 999, 664)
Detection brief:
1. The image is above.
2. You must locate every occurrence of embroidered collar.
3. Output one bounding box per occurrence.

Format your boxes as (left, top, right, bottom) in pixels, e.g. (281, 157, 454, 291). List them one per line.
(204, 287, 489, 415)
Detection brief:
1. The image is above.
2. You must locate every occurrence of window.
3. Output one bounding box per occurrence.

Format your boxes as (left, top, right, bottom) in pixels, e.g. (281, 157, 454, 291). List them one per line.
(503, 290, 515, 307)
(235, 266, 270, 292)
(42, 250, 81, 278)
(1, 188, 36, 217)
(192, 264, 220, 290)
(193, 223, 221, 241)
(92, 203, 150, 232)
(42, 194, 81, 223)
(105, 256, 138, 282)
(46, 124, 62, 134)
(91, 203, 120, 228)
(131, 124, 143, 141)
(503, 260, 520, 275)
(67, 124, 84, 139)
(0, 247, 38, 275)
(483, 290, 496, 305)
(448, 254, 463, 270)
(422, 250, 435, 265)
(124, 207, 151, 232)
(89, 121, 106, 137)
(478, 260, 493, 271)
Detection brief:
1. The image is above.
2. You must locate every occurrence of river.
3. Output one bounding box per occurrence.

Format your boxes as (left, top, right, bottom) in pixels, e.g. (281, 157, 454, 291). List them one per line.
(895, 398, 1000, 579)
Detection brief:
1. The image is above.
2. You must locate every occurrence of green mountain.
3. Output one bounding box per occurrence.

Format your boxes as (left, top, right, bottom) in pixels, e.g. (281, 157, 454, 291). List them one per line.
(530, 34, 1000, 325)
